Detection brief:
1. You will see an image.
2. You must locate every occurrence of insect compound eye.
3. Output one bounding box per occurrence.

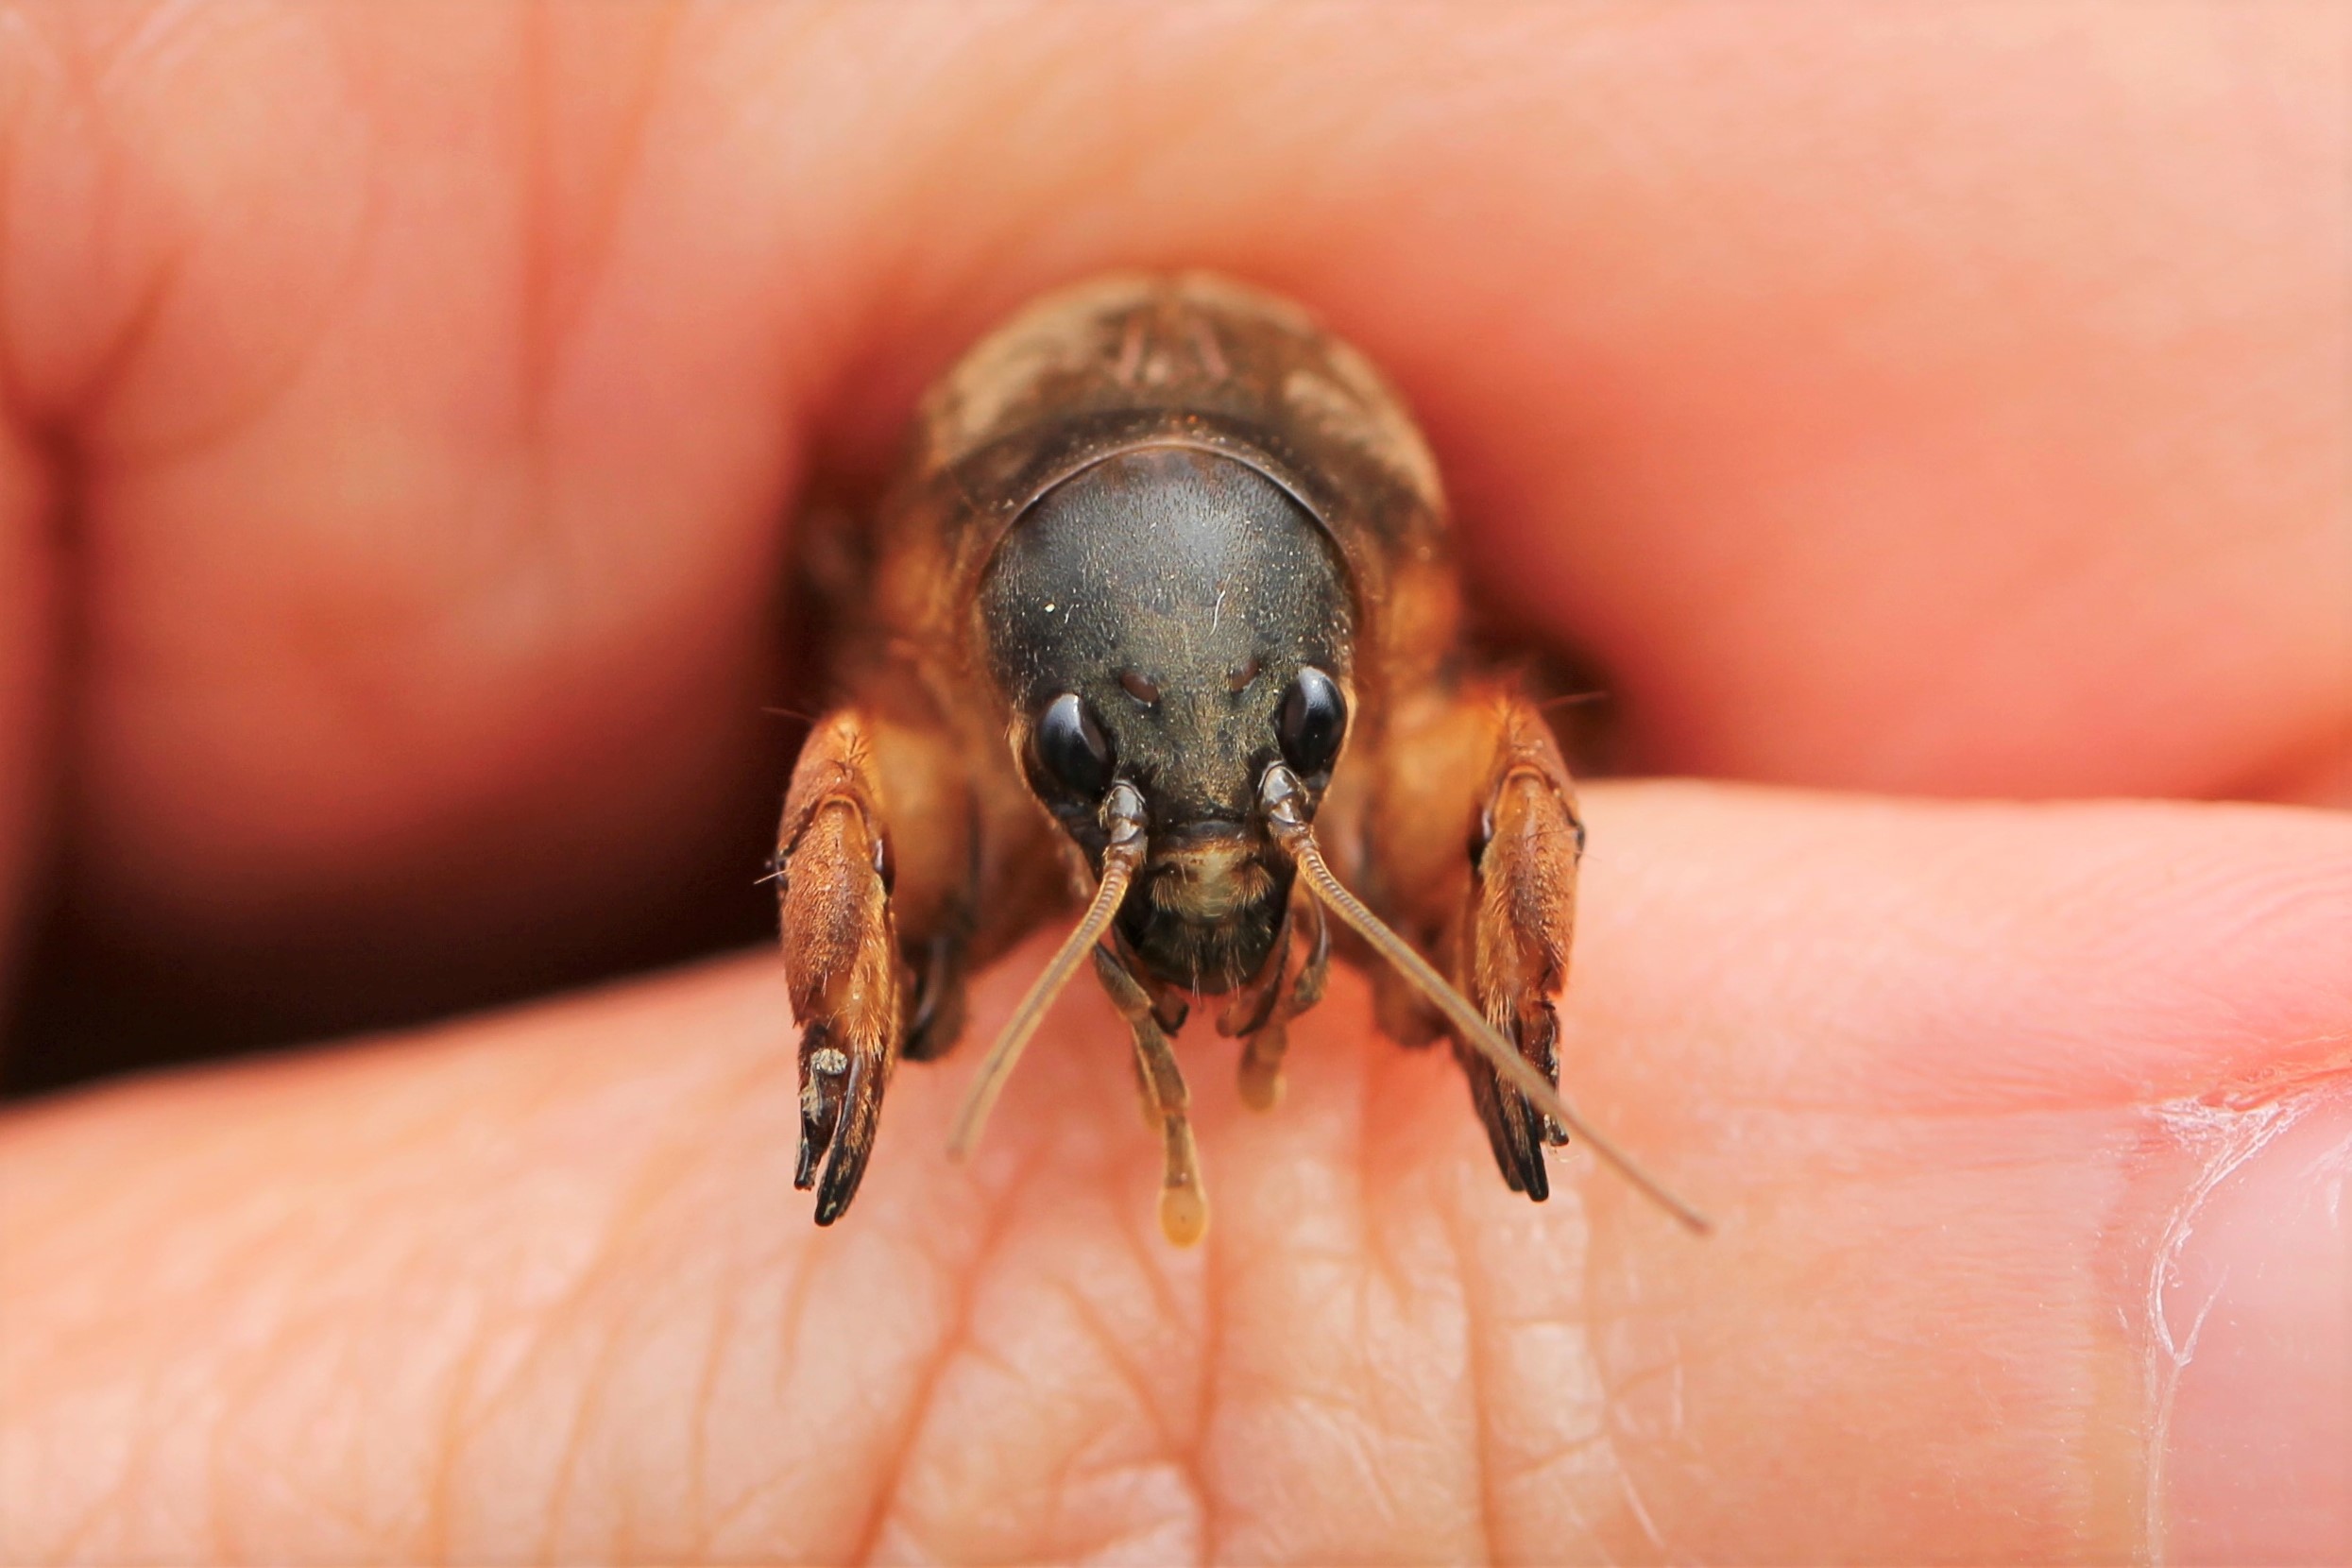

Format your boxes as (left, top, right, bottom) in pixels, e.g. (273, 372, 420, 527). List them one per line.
(1033, 691, 1115, 799)
(1277, 666, 1347, 777)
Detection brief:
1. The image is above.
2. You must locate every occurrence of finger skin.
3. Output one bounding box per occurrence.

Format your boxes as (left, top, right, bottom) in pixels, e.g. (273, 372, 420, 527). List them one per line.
(0, 1, 2341, 1031)
(2, 786, 2343, 1564)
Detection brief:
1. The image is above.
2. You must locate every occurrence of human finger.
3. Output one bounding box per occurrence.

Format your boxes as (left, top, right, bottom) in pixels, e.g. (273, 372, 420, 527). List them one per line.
(1, 1, 2338, 1045)
(2, 783, 2342, 1562)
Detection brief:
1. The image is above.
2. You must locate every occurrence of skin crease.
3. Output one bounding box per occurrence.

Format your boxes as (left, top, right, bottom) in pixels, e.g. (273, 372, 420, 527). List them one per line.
(0, 0, 2343, 1561)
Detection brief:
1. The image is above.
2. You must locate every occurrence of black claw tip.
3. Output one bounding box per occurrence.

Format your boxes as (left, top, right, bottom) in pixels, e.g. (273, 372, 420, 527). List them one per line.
(809, 1053, 878, 1227)
(1517, 1096, 1552, 1202)
(813, 1148, 870, 1226)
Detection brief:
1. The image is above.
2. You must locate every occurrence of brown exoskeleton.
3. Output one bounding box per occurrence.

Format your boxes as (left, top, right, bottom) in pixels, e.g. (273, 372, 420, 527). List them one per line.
(775, 273, 1703, 1244)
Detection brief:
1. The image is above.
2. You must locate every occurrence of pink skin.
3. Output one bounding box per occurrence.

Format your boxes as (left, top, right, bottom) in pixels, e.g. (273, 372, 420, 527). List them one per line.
(0, 2, 2344, 1561)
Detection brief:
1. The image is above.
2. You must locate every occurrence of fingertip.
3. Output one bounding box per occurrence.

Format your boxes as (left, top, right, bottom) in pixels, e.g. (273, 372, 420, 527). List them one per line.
(2156, 1090, 2352, 1564)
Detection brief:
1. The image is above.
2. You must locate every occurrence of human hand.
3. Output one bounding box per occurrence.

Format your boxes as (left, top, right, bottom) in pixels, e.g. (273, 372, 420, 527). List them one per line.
(1, 4, 2344, 1561)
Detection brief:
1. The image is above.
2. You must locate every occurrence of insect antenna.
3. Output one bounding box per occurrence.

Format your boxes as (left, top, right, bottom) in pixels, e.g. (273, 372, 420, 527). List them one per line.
(1260, 767, 1712, 1235)
(948, 784, 1150, 1162)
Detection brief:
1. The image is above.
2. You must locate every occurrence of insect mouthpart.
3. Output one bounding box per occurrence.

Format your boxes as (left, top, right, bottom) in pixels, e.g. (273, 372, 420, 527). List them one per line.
(1141, 819, 1275, 929)
(1152, 813, 1254, 847)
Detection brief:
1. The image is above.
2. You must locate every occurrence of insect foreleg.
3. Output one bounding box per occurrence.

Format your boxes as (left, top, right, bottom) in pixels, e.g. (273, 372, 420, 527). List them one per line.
(1366, 688, 1582, 1202)
(1460, 694, 1583, 1198)
(775, 707, 974, 1224)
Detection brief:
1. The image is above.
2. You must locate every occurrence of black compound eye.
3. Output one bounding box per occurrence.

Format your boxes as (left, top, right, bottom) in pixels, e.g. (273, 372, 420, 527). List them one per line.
(1034, 691, 1114, 799)
(1278, 666, 1347, 776)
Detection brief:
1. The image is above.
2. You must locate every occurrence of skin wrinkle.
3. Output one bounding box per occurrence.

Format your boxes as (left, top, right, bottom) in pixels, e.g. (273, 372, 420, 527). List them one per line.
(109, 1365, 223, 1567)
(936, 1355, 1140, 1562)
(678, 1221, 743, 1558)
(545, 1066, 813, 1560)
(687, 1240, 827, 1551)
(397, 1227, 588, 1491)
(673, 1051, 1015, 1558)
(1434, 1187, 1503, 1567)
(205, 1305, 339, 1558)
(516, 0, 679, 425)
(2207, 1043, 2352, 1116)
(1051, 1271, 1186, 1466)
(413, 1032, 751, 1557)
(1036, 1454, 1186, 1566)
(506, 5, 690, 690)
(437, 1044, 701, 1560)
(144, 1352, 238, 1562)
(206, 1149, 503, 1557)
(524, 1239, 673, 1560)
(558, 1073, 749, 1555)
(663, 1216, 810, 1552)
(1202, 1006, 1493, 1562)
(1111, 1205, 1218, 1549)
(213, 1336, 391, 1560)
(1055, 1481, 1200, 1568)
(1372, 1090, 1494, 1559)
(872, 1004, 1216, 1563)
(1495, 1316, 1628, 1560)
(658, 3, 880, 442)
(422, 1273, 500, 1561)
(41, 1159, 335, 1557)
(359, 1213, 493, 1560)
(25, 5, 366, 469)
(33, 1361, 168, 1562)
(868, 11, 1229, 339)
(1504, 1425, 1617, 1540)
(0, 5, 165, 426)
(1050, 1306, 1207, 1557)
(844, 1133, 1048, 1567)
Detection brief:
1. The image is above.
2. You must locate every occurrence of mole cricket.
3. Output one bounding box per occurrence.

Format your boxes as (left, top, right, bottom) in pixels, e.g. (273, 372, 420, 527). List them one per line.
(773, 272, 1704, 1244)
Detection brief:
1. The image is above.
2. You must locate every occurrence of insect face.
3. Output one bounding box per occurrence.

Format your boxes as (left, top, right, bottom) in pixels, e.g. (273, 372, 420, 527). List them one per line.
(979, 446, 1354, 995)
(782, 272, 1708, 1243)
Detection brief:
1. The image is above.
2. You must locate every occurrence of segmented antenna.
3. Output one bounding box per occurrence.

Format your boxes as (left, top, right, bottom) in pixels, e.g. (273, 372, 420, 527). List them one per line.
(948, 783, 1150, 1162)
(1260, 765, 1712, 1235)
